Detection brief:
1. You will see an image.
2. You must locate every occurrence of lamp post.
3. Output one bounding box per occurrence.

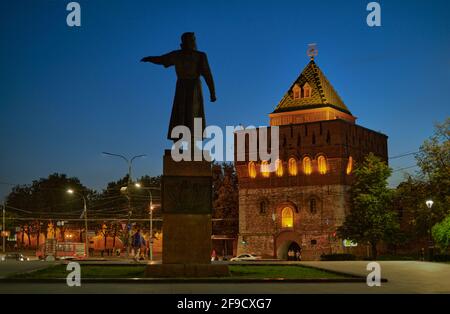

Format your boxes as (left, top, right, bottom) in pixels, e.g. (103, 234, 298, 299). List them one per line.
(272, 212, 277, 259)
(425, 199, 435, 261)
(67, 189, 89, 258)
(2, 200, 5, 253)
(135, 183, 159, 262)
(102, 152, 146, 257)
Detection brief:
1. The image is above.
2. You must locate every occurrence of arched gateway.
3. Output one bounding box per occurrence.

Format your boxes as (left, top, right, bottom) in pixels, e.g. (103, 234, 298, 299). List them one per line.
(276, 231, 302, 260)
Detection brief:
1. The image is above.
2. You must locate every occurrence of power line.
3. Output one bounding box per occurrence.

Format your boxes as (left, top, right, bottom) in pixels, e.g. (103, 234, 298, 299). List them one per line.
(392, 165, 418, 173)
(6, 217, 163, 222)
(4, 205, 32, 214)
(389, 151, 420, 160)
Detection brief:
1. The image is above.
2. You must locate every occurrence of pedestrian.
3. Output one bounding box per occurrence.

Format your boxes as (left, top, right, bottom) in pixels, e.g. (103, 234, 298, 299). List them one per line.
(140, 238, 146, 260)
(211, 248, 217, 261)
(296, 250, 301, 261)
(132, 229, 144, 261)
(287, 250, 292, 261)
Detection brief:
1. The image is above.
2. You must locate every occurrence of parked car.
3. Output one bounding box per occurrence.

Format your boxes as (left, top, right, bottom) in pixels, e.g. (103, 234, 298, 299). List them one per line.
(230, 254, 261, 262)
(1, 253, 30, 262)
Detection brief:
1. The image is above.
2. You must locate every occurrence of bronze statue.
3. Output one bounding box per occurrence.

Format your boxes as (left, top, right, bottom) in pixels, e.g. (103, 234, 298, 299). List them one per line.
(141, 32, 216, 140)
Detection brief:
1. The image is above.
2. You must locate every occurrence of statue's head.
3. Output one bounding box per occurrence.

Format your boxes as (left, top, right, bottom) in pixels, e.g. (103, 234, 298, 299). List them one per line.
(181, 32, 197, 51)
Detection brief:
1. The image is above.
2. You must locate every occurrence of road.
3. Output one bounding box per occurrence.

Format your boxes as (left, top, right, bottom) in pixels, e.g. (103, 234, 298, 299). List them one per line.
(0, 260, 54, 279)
(0, 260, 449, 293)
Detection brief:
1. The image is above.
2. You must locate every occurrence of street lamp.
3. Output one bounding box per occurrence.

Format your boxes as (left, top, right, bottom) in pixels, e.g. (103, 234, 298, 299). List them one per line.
(102, 152, 146, 257)
(102, 152, 146, 187)
(426, 200, 434, 209)
(272, 212, 277, 258)
(134, 183, 159, 262)
(67, 189, 89, 258)
(2, 200, 5, 253)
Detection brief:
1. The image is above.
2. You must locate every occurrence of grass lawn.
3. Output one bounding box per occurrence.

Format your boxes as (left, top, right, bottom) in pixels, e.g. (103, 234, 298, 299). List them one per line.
(11, 264, 350, 280)
(13, 265, 146, 279)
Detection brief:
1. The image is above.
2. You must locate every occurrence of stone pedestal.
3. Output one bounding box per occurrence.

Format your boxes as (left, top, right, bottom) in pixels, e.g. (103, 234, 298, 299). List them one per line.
(145, 149, 230, 277)
(163, 213, 211, 264)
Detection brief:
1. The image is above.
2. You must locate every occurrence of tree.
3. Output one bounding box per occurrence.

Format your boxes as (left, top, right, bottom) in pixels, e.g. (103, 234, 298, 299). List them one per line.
(392, 119, 450, 248)
(97, 175, 161, 228)
(6, 173, 91, 248)
(212, 163, 239, 236)
(432, 214, 450, 253)
(338, 153, 399, 259)
(415, 118, 450, 197)
(393, 177, 428, 239)
(415, 118, 450, 224)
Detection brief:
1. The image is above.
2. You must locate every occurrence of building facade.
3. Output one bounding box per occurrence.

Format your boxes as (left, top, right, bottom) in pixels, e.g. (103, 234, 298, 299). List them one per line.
(235, 57, 388, 260)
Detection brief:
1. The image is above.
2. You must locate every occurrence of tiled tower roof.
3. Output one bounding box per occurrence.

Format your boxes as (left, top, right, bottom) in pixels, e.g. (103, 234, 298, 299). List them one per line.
(272, 60, 351, 115)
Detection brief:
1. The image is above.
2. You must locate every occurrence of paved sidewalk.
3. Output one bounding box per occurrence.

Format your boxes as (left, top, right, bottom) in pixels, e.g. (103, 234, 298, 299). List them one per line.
(300, 261, 450, 293)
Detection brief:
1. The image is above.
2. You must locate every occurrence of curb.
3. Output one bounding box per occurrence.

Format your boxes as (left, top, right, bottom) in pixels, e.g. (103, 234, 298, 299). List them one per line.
(0, 277, 380, 284)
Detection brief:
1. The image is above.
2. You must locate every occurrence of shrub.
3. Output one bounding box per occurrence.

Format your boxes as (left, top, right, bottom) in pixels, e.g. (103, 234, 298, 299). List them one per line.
(376, 255, 416, 261)
(432, 254, 450, 262)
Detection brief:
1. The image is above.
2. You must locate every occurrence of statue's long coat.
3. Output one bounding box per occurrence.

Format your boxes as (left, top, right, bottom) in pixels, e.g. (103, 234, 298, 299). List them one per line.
(153, 50, 214, 139)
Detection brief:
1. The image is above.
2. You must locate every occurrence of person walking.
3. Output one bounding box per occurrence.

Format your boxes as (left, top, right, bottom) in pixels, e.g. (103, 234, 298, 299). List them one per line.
(132, 229, 144, 261)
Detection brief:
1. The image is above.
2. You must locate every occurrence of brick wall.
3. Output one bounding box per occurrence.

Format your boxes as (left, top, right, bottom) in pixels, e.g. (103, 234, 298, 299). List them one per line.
(237, 184, 350, 260)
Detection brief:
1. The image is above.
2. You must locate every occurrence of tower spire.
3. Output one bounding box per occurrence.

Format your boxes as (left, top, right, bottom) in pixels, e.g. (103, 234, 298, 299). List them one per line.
(307, 43, 318, 61)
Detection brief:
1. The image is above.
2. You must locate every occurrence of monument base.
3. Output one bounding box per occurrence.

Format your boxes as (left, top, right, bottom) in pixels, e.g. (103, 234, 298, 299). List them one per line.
(145, 263, 230, 278)
(159, 149, 228, 277)
(163, 213, 212, 264)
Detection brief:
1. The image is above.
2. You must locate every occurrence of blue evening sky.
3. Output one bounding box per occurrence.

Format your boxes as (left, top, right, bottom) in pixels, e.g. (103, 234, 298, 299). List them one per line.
(1, 0, 449, 198)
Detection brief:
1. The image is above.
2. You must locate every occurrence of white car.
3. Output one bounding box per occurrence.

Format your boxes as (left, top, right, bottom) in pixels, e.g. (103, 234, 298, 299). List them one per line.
(230, 254, 260, 262)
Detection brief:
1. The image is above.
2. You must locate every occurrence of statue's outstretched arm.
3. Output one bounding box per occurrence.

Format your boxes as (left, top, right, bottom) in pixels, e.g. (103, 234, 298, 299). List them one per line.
(140, 52, 174, 68)
(140, 56, 164, 64)
(201, 54, 216, 102)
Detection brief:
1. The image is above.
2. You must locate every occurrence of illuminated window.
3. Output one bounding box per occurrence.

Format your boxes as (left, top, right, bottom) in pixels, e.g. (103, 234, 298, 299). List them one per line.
(303, 157, 312, 175)
(281, 207, 294, 228)
(248, 162, 257, 178)
(346, 156, 353, 175)
(288, 158, 298, 176)
(303, 83, 311, 98)
(261, 161, 270, 178)
(275, 159, 283, 177)
(292, 84, 301, 100)
(317, 155, 327, 174)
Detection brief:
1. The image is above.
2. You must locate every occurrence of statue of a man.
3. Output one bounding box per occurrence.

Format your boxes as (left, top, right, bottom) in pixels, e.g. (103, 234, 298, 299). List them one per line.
(141, 32, 216, 141)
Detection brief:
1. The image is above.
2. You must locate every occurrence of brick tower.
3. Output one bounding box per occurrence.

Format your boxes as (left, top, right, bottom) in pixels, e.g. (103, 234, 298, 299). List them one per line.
(235, 56, 388, 260)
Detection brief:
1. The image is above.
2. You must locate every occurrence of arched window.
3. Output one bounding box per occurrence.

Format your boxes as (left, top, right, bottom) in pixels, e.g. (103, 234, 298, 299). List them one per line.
(261, 160, 270, 178)
(292, 84, 301, 100)
(346, 156, 353, 175)
(303, 157, 312, 175)
(303, 83, 311, 98)
(288, 158, 298, 176)
(248, 161, 257, 178)
(309, 198, 317, 214)
(275, 159, 283, 177)
(281, 207, 294, 228)
(317, 155, 327, 174)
